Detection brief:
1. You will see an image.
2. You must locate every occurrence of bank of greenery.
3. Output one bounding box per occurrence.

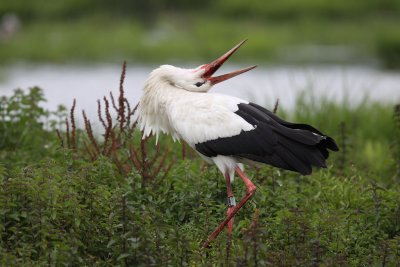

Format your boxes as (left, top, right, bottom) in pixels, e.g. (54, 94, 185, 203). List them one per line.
(0, 0, 400, 67)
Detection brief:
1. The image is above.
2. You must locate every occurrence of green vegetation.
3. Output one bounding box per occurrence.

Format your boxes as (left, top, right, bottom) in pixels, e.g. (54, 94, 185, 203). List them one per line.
(0, 67, 399, 265)
(0, 0, 399, 67)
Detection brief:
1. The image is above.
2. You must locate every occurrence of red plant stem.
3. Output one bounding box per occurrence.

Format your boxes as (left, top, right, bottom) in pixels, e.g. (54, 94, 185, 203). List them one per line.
(118, 61, 127, 133)
(273, 98, 279, 114)
(55, 129, 64, 147)
(97, 99, 107, 129)
(65, 118, 70, 149)
(109, 92, 118, 113)
(70, 99, 76, 149)
(82, 110, 100, 157)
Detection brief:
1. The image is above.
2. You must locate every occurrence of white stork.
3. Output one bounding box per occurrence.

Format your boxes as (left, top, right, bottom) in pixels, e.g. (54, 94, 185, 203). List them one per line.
(136, 40, 339, 248)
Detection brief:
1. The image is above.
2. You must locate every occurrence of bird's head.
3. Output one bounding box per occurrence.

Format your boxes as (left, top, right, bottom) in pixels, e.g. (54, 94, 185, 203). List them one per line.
(145, 40, 256, 93)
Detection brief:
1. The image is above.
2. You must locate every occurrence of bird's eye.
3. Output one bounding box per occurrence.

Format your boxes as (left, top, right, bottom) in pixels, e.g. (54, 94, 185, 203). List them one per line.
(195, 81, 206, 87)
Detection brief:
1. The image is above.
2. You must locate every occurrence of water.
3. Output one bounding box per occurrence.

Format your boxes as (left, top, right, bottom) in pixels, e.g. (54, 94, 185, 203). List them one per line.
(0, 63, 399, 124)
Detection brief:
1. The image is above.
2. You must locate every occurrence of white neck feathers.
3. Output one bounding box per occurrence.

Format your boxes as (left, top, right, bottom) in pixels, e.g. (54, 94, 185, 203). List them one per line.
(137, 69, 181, 141)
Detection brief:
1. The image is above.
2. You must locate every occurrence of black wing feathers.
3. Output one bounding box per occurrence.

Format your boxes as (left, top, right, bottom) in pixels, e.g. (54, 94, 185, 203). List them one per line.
(195, 102, 339, 175)
(249, 103, 339, 151)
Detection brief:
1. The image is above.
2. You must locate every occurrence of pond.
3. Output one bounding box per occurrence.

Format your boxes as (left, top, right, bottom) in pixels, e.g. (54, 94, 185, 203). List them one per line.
(0, 63, 399, 124)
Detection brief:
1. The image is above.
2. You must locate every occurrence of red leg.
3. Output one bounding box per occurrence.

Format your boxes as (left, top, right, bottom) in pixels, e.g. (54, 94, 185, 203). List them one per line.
(202, 167, 256, 248)
(225, 171, 236, 236)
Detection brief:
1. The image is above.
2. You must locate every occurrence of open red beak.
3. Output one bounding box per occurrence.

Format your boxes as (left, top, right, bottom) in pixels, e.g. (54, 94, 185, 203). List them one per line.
(201, 40, 257, 85)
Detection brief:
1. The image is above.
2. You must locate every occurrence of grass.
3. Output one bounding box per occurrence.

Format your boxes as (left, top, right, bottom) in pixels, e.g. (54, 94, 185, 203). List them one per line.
(1, 13, 399, 67)
(0, 64, 399, 265)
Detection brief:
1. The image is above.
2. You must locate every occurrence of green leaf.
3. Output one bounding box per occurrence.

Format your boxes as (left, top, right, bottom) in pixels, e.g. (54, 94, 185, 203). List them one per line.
(107, 238, 116, 248)
(117, 253, 131, 261)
